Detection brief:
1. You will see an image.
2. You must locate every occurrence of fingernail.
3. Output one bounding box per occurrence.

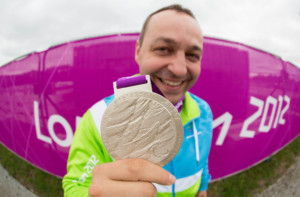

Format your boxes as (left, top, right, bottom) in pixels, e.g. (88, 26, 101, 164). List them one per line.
(169, 174, 176, 183)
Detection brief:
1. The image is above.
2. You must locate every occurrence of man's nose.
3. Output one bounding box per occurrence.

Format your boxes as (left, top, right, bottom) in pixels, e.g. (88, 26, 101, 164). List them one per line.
(168, 52, 187, 77)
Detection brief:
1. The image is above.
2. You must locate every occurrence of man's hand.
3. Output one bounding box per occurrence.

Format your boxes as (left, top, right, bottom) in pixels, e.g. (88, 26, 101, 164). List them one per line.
(88, 158, 176, 197)
(196, 190, 207, 197)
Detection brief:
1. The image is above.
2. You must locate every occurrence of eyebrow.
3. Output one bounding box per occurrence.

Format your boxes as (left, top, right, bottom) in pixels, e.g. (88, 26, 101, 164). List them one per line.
(151, 37, 203, 53)
(152, 37, 177, 45)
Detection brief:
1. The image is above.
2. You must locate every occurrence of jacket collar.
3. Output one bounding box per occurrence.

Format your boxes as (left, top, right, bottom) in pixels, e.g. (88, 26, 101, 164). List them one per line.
(180, 92, 200, 125)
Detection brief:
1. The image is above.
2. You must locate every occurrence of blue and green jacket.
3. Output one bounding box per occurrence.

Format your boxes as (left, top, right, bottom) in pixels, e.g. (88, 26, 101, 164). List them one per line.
(63, 91, 213, 196)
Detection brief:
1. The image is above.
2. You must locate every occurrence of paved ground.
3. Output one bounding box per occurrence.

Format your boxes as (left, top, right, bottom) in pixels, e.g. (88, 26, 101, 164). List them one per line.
(0, 164, 37, 197)
(256, 156, 300, 197)
(1, 157, 300, 197)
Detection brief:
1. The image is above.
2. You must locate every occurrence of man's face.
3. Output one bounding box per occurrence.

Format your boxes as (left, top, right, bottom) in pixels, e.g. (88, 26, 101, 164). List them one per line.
(135, 10, 203, 104)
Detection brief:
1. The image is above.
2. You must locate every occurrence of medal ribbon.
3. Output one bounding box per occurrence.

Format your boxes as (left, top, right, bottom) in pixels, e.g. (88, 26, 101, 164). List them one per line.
(116, 75, 184, 112)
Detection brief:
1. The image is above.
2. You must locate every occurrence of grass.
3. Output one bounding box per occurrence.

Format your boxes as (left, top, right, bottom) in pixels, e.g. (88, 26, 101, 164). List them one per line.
(207, 135, 300, 197)
(0, 144, 64, 197)
(1, 135, 300, 197)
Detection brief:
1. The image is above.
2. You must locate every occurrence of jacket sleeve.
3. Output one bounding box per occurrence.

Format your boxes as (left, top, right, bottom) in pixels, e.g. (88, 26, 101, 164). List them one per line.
(198, 100, 213, 191)
(199, 160, 211, 191)
(62, 109, 112, 197)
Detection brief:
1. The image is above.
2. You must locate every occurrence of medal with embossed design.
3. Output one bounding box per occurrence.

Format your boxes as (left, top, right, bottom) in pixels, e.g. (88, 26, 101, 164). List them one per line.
(101, 75, 183, 166)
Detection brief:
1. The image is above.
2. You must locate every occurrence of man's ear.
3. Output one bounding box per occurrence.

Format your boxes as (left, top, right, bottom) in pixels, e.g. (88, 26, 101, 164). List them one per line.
(135, 40, 140, 65)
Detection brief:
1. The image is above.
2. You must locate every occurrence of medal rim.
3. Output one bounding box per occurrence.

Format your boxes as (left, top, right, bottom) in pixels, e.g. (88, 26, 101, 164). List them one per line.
(101, 91, 184, 166)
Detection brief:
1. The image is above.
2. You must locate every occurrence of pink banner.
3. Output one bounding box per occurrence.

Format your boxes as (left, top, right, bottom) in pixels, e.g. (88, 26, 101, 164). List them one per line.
(0, 34, 299, 179)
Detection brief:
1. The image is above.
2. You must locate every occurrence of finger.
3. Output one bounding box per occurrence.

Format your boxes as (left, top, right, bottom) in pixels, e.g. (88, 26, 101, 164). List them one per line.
(90, 180, 157, 197)
(97, 158, 176, 185)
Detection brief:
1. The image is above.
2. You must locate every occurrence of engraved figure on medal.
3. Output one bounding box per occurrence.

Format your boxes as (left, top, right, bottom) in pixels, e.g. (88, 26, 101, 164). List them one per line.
(101, 91, 183, 166)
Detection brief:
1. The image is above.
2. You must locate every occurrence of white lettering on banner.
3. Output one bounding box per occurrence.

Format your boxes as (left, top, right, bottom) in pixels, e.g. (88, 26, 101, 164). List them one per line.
(48, 115, 73, 147)
(34, 100, 82, 147)
(34, 94, 290, 148)
(259, 96, 277, 132)
(34, 101, 52, 144)
(273, 95, 283, 128)
(214, 95, 291, 146)
(279, 95, 290, 125)
(213, 112, 233, 146)
(240, 97, 264, 138)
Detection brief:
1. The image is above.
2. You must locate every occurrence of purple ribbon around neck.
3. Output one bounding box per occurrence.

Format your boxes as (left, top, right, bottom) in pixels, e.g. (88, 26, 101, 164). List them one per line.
(116, 75, 184, 112)
(116, 75, 147, 89)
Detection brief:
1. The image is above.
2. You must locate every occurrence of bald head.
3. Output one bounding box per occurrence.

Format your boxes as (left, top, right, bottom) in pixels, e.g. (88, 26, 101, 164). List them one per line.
(139, 4, 201, 47)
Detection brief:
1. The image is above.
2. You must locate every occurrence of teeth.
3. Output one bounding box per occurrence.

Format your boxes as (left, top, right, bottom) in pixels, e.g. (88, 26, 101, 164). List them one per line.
(161, 79, 182, 86)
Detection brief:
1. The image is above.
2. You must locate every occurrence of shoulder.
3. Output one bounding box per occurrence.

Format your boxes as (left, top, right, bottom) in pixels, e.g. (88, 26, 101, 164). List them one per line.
(188, 92, 210, 108)
(89, 95, 114, 115)
(188, 92, 213, 120)
(86, 94, 115, 134)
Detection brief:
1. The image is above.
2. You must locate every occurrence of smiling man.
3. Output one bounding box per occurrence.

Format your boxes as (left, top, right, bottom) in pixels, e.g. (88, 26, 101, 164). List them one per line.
(63, 4, 213, 197)
(136, 8, 203, 105)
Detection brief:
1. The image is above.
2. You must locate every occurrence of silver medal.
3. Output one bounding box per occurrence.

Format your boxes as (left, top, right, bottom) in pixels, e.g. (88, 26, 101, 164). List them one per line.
(101, 91, 183, 166)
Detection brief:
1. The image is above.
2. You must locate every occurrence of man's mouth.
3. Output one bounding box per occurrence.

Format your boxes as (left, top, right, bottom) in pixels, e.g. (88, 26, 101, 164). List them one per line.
(160, 78, 183, 87)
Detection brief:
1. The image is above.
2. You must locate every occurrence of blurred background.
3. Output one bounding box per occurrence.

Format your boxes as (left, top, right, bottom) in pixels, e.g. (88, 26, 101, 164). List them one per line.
(0, 0, 299, 67)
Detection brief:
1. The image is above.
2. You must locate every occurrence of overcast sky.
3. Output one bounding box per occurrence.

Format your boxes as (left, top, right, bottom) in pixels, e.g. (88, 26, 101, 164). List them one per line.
(1, 0, 299, 67)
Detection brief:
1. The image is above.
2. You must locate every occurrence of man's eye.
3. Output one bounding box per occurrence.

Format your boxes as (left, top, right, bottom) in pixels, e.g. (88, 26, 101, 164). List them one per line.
(187, 53, 200, 62)
(154, 47, 171, 54)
